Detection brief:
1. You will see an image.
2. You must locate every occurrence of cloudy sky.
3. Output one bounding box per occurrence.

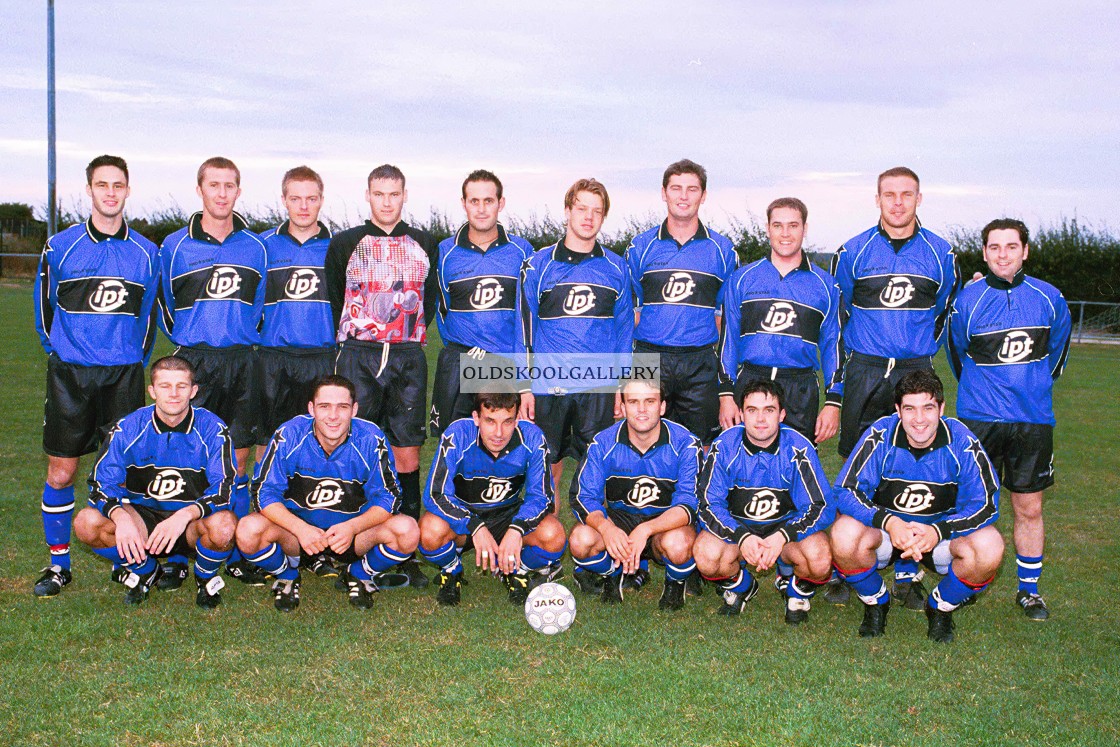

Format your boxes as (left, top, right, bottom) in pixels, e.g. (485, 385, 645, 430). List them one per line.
(3, 2, 1117, 248)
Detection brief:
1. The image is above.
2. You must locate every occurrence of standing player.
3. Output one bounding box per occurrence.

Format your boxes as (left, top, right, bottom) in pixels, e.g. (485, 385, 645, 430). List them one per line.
(718, 197, 842, 444)
(72, 356, 238, 608)
(694, 380, 833, 624)
(569, 379, 701, 610)
(237, 375, 420, 611)
(325, 164, 438, 588)
(158, 156, 268, 584)
(948, 219, 1071, 620)
(829, 370, 1004, 642)
(420, 391, 566, 606)
(32, 154, 160, 597)
(625, 159, 737, 445)
(830, 167, 958, 605)
(430, 170, 534, 435)
(518, 178, 633, 493)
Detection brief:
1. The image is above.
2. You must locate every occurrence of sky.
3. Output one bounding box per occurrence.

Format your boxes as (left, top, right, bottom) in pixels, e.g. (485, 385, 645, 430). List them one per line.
(2, 2, 1118, 249)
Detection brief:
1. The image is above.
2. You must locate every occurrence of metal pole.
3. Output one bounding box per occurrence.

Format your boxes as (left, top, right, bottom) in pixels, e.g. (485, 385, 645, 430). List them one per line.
(1076, 301, 1085, 343)
(47, 0, 57, 235)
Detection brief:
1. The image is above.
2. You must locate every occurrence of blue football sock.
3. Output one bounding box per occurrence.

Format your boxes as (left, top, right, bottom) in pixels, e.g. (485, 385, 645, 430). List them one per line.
(574, 550, 618, 577)
(638, 558, 649, 572)
(365, 544, 410, 573)
(776, 558, 794, 579)
(194, 540, 231, 580)
(41, 483, 75, 570)
(930, 564, 990, 611)
(127, 556, 158, 576)
(244, 543, 297, 581)
(665, 559, 696, 582)
(838, 564, 888, 605)
(165, 553, 189, 567)
(720, 566, 756, 595)
(1016, 554, 1043, 594)
(895, 558, 920, 583)
(520, 543, 563, 571)
(420, 541, 462, 574)
(93, 546, 126, 566)
(787, 575, 826, 600)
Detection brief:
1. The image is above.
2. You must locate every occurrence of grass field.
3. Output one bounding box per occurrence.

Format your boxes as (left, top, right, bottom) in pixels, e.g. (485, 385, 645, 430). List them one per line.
(1, 280, 1118, 747)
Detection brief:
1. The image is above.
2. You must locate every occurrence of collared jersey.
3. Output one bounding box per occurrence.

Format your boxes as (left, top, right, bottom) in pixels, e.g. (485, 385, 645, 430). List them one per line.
(625, 221, 737, 347)
(324, 220, 438, 344)
(718, 255, 843, 401)
(253, 415, 402, 530)
(831, 224, 958, 360)
(571, 419, 701, 524)
(259, 220, 335, 349)
(424, 417, 554, 537)
(698, 424, 832, 545)
(87, 405, 234, 519)
(158, 212, 268, 347)
(834, 414, 1000, 542)
(436, 223, 535, 353)
(948, 272, 1071, 425)
(35, 219, 159, 366)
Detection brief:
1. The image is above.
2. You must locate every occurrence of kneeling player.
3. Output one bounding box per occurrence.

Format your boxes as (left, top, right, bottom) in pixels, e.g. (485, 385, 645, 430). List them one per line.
(420, 390, 566, 606)
(73, 356, 238, 608)
(830, 370, 1003, 643)
(694, 380, 833, 624)
(569, 379, 701, 610)
(236, 375, 420, 612)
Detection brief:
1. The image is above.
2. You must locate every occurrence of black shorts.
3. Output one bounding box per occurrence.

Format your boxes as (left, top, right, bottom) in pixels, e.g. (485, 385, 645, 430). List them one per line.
(534, 391, 616, 462)
(335, 340, 427, 448)
(256, 346, 335, 441)
(839, 352, 933, 458)
(743, 520, 788, 540)
(43, 355, 144, 458)
(462, 503, 521, 550)
(636, 341, 719, 444)
(132, 504, 197, 558)
(735, 363, 820, 443)
(429, 343, 518, 437)
(174, 345, 257, 449)
(961, 419, 1055, 493)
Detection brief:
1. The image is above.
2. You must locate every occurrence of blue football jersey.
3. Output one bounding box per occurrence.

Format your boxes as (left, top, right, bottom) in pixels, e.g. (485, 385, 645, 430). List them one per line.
(259, 221, 335, 349)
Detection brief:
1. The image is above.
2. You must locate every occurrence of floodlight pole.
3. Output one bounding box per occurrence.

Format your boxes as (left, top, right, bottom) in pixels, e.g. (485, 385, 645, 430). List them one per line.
(47, 0, 57, 234)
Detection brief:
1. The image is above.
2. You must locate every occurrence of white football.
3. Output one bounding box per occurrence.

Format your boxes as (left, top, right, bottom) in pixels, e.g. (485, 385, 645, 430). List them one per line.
(524, 582, 576, 635)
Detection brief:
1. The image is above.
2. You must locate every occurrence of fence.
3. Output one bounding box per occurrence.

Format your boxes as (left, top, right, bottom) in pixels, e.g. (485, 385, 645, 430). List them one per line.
(1070, 301, 1120, 343)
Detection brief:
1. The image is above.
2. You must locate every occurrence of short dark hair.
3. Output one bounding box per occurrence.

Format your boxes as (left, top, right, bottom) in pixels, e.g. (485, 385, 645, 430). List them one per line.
(894, 370, 944, 406)
(981, 218, 1030, 247)
(86, 155, 129, 185)
(368, 164, 406, 189)
(662, 159, 707, 192)
(474, 390, 520, 414)
(311, 374, 357, 403)
(150, 355, 195, 384)
(197, 156, 241, 186)
(877, 166, 920, 192)
(736, 379, 785, 410)
(618, 378, 666, 402)
(564, 178, 610, 217)
(766, 197, 808, 223)
(462, 169, 503, 200)
(282, 165, 324, 196)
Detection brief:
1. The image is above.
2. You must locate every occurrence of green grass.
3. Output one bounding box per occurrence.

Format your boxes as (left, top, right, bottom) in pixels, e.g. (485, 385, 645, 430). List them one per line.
(1, 281, 1118, 747)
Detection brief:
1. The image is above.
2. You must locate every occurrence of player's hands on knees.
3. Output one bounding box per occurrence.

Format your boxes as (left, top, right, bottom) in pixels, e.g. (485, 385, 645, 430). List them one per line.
(323, 522, 357, 555)
(814, 404, 840, 444)
(113, 511, 147, 565)
(473, 527, 501, 573)
(146, 510, 192, 557)
(497, 530, 524, 575)
(908, 523, 939, 558)
(885, 515, 918, 556)
(739, 534, 763, 567)
(519, 392, 535, 422)
(296, 525, 329, 555)
(718, 396, 741, 431)
(623, 525, 650, 574)
(601, 523, 633, 567)
(754, 533, 786, 571)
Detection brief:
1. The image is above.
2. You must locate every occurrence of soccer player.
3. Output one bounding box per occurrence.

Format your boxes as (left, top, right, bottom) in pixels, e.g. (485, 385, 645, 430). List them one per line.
(569, 379, 701, 610)
(830, 167, 958, 605)
(420, 390, 566, 606)
(517, 178, 633, 492)
(694, 380, 833, 624)
(72, 356, 238, 608)
(829, 370, 1004, 643)
(237, 375, 420, 612)
(157, 156, 268, 584)
(32, 154, 160, 597)
(325, 164, 438, 588)
(718, 197, 841, 444)
(948, 219, 1071, 620)
(625, 159, 738, 445)
(430, 170, 534, 436)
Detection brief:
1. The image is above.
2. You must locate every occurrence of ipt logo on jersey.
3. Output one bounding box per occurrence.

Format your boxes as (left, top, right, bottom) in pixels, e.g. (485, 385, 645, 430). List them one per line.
(626, 476, 662, 508)
(660, 272, 696, 303)
(761, 301, 798, 333)
(147, 469, 187, 500)
(88, 279, 129, 312)
(470, 277, 506, 310)
(880, 276, 916, 307)
(894, 483, 936, 512)
(562, 285, 597, 315)
(284, 269, 320, 299)
(998, 331, 1035, 363)
(744, 489, 782, 521)
(480, 478, 514, 504)
(206, 267, 243, 298)
(306, 479, 344, 508)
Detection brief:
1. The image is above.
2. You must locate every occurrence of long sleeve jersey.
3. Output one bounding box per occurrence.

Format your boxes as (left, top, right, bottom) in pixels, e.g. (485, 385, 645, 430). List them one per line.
(35, 219, 159, 366)
(158, 212, 267, 348)
(87, 405, 235, 519)
(571, 419, 701, 524)
(717, 255, 842, 402)
(424, 417, 554, 537)
(435, 224, 535, 353)
(253, 415, 402, 529)
(259, 221, 336, 349)
(698, 424, 833, 545)
(947, 271, 1071, 425)
(324, 220, 438, 344)
(831, 223, 958, 361)
(834, 414, 1000, 542)
(625, 221, 738, 348)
